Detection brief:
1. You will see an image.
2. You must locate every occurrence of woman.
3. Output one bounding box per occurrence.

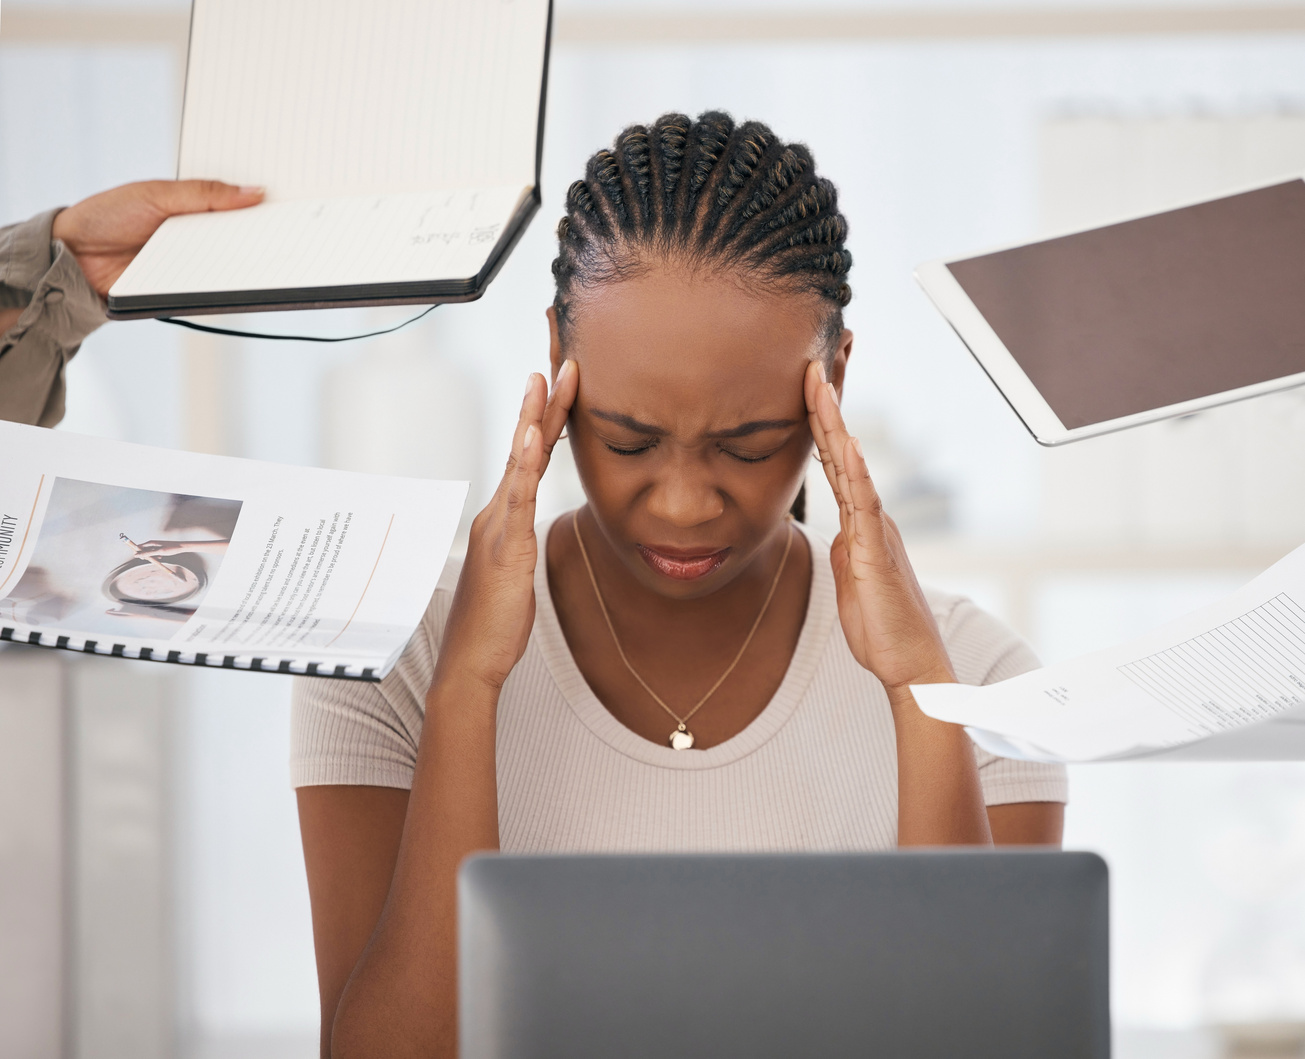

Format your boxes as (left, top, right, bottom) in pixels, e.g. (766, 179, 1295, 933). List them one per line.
(293, 112, 1066, 1058)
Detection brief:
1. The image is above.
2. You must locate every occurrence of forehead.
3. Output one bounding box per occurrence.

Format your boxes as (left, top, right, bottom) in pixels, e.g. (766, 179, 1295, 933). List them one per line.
(566, 267, 821, 429)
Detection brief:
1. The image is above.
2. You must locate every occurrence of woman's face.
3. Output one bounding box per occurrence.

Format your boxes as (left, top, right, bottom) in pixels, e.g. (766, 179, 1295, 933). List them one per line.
(550, 264, 851, 601)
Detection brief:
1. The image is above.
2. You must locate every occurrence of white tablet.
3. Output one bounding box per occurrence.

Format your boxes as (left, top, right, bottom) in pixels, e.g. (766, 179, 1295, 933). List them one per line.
(914, 178, 1305, 446)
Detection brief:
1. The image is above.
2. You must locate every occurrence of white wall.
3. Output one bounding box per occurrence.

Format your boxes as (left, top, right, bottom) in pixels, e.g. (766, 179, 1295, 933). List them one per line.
(180, 670, 318, 1046)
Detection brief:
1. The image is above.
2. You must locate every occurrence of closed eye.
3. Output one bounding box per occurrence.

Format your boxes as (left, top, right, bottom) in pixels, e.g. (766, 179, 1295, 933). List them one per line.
(720, 446, 778, 464)
(605, 440, 657, 456)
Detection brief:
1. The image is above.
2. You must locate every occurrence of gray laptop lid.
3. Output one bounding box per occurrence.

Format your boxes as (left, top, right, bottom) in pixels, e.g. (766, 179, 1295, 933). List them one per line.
(459, 851, 1109, 1059)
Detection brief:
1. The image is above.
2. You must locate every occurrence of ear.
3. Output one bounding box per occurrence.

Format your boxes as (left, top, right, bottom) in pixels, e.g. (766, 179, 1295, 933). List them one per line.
(829, 328, 853, 399)
(546, 306, 563, 384)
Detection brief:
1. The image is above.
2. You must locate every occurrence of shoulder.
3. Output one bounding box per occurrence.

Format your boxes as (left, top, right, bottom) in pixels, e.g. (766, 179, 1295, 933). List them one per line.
(289, 553, 464, 789)
(422, 552, 464, 649)
(801, 524, 1065, 801)
(922, 586, 1040, 686)
(920, 587, 1067, 801)
(799, 524, 1037, 687)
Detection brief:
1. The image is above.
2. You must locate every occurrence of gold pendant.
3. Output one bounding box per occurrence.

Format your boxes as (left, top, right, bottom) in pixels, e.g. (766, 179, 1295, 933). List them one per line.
(669, 726, 695, 750)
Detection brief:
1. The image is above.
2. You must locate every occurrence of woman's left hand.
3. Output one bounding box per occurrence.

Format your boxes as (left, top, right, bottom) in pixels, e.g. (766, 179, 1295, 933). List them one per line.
(804, 361, 956, 698)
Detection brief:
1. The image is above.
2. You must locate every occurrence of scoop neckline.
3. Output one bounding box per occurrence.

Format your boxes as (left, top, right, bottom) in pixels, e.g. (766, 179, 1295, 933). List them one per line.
(531, 516, 837, 770)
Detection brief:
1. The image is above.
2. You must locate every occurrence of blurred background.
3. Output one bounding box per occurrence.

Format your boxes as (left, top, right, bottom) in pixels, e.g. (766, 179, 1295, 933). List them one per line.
(3, 0, 1305, 1055)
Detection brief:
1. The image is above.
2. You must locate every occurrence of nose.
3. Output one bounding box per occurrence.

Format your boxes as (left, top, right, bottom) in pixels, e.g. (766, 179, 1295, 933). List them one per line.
(645, 449, 725, 529)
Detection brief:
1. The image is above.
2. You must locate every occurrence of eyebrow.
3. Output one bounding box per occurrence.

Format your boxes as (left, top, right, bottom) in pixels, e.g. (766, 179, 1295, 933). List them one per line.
(589, 409, 800, 439)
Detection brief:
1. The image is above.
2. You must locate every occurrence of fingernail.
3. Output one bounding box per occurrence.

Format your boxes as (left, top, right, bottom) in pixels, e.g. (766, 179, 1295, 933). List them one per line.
(524, 373, 536, 398)
(523, 424, 538, 450)
(557, 358, 574, 381)
(239, 185, 265, 196)
(852, 437, 864, 460)
(818, 361, 828, 384)
(826, 383, 839, 406)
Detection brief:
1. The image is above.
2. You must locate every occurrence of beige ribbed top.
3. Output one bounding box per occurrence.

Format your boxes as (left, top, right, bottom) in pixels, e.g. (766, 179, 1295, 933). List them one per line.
(291, 519, 1066, 851)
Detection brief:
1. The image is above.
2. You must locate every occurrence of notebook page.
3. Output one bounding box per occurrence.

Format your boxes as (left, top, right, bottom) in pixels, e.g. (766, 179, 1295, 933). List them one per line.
(178, 0, 548, 201)
(112, 186, 527, 296)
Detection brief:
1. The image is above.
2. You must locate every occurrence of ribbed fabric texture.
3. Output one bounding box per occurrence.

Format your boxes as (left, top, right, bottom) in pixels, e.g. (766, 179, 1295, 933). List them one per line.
(291, 520, 1067, 852)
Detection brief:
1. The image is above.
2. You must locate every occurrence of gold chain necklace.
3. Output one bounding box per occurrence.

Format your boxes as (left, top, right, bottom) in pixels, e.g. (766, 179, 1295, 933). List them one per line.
(571, 511, 794, 750)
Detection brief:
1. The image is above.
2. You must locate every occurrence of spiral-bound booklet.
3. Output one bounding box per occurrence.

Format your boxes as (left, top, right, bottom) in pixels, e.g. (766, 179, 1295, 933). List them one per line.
(0, 421, 466, 680)
(106, 0, 552, 318)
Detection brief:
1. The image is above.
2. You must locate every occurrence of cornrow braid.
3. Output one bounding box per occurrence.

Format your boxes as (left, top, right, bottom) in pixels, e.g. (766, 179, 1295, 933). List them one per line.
(552, 110, 853, 347)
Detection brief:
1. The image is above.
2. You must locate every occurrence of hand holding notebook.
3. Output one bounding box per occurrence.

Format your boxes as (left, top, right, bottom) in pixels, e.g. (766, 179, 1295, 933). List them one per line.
(51, 180, 264, 297)
(108, 0, 552, 318)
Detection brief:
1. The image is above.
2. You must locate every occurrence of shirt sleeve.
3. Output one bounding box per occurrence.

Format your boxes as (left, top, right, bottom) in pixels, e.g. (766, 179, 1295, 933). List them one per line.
(289, 559, 458, 789)
(936, 595, 1069, 807)
(0, 209, 108, 427)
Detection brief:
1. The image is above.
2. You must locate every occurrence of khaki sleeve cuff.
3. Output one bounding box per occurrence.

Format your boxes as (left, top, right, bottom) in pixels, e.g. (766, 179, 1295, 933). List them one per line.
(2, 208, 108, 348)
(28, 239, 109, 347)
(0, 209, 59, 298)
(0, 210, 109, 426)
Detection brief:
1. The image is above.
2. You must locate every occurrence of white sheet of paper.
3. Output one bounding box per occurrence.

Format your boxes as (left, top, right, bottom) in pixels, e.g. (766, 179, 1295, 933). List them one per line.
(113, 185, 526, 296)
(179, 0, 548, 198)
(109, 0, 549, 301)
(0, 420, 467, 679)
(912, 542, 1305, 762)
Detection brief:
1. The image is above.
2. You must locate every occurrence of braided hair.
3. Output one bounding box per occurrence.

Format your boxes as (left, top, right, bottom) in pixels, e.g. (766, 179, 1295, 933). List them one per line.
(551, 111, 853, 353)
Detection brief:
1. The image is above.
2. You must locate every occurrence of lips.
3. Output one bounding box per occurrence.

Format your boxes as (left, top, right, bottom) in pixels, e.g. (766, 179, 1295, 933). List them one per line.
(637, 544, 731, 581)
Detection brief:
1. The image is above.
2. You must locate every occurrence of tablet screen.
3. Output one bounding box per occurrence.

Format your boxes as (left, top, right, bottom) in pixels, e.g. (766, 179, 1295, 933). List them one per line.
(946, 179, 1305, 430)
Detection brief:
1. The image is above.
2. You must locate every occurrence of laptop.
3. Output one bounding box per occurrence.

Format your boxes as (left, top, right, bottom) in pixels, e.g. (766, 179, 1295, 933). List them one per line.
(459, 851, 1109, 1058)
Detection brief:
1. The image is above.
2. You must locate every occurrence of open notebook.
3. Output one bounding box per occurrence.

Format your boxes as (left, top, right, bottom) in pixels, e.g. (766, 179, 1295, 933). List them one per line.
(107, 0, 552, 318)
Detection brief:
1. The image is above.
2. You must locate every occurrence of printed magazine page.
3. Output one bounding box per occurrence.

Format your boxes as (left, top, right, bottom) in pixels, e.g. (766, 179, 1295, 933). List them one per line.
(0, 421, 466, 680)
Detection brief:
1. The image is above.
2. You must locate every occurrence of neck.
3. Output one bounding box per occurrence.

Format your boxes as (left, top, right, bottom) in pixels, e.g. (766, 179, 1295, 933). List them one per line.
(546, 507, 813, 749)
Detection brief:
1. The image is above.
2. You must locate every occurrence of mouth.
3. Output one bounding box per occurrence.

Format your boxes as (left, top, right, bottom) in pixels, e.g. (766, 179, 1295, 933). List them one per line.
(637, 544, 732, 581)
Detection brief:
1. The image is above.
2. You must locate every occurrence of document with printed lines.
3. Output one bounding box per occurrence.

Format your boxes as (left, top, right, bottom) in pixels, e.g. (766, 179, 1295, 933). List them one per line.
(912, 543, 1305, 761)
(108, 0, 552, 318)
(0, 421, 466, 681)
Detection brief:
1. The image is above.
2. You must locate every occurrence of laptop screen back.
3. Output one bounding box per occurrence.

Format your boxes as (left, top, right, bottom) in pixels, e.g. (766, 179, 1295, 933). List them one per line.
(459, 851, 1109, 1059)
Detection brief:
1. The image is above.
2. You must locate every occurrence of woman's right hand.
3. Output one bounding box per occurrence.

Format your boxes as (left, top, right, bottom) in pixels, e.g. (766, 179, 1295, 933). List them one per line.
(328, 363, 578, 1059)
(436, 360, 578, 691)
